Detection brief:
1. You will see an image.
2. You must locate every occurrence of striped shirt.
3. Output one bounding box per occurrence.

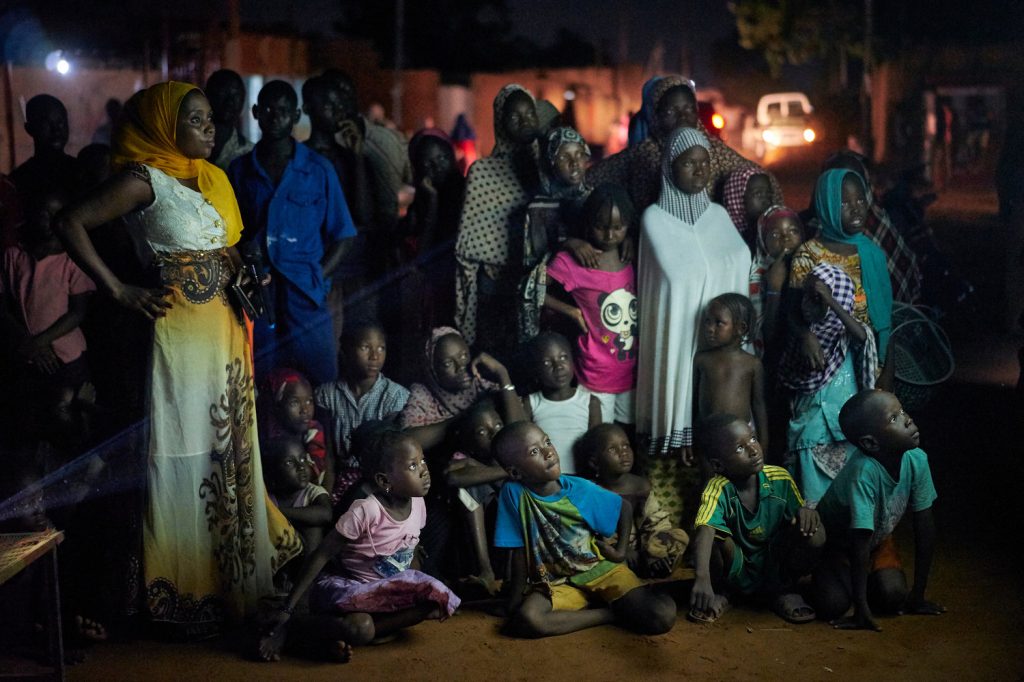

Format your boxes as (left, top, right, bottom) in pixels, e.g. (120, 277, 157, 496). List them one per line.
(695, 466, 804, 542)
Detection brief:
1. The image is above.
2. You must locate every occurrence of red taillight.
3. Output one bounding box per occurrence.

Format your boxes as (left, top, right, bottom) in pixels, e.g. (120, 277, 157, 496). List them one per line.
(711, 113, 725, 129)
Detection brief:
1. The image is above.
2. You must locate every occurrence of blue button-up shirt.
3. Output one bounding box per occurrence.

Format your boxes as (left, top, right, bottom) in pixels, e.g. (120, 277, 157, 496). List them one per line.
(228, 142, 356, 305)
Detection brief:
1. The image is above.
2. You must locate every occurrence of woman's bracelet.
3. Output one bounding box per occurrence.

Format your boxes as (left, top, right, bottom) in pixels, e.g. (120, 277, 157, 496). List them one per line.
(502, 383, 516, 392)
(279, 604, 295, 615)
(766, 290, 780, 297)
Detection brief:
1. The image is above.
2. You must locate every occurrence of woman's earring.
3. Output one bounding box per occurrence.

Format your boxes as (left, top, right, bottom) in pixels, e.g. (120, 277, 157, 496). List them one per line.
(384, 484, 392, 494)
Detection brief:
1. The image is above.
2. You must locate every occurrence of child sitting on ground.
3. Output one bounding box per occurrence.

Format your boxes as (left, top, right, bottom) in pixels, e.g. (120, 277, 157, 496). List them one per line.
(693, 294, 769, 458)
(258, 423, 461, 663)
(812, 389, 944, 631)
(580, 423, 689, 578)
(0, 190, 95, 442)
(444, 399, 508, 594)
(315, 322, 410, 503)
(262, 368, 330, 490)
(523, 332, 602, 474)
(689, 414, 824, 624)
(492, 421, 677, 638)
(544, 184, 638, 430)
(263, 435, 332, 557)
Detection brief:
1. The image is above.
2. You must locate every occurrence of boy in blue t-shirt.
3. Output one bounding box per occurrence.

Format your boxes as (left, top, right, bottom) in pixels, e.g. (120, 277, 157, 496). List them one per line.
(690, 414, 824, 625)
(492, 421, 677, 638)
(813, 389, 945, 631)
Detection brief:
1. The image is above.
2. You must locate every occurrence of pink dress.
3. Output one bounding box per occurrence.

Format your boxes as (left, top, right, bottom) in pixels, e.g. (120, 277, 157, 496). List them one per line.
(309, 496, 460, 616)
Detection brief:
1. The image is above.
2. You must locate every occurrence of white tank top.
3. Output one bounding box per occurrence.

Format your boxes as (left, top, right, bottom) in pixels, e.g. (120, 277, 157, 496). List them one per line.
(528, 387, 592, 475)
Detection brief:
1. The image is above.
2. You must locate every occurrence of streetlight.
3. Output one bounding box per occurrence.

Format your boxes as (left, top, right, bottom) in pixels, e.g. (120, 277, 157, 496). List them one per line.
(45, 50, 71, 76)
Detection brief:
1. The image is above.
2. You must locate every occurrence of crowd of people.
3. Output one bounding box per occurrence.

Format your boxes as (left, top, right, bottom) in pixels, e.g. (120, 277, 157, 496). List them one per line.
(0, 69, 945, 665)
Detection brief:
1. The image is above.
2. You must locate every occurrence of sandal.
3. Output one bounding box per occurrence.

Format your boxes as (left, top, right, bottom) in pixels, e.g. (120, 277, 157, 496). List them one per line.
(687, 595, 730, 624)
(773, 593, 816, 624)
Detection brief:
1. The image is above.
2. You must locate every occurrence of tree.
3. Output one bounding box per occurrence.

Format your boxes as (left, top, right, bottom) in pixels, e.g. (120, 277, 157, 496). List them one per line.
(729, 0, 860, 79)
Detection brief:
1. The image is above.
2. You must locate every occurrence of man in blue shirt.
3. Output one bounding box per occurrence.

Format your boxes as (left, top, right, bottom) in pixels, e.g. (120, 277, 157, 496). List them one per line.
(229, 80, 356, 384)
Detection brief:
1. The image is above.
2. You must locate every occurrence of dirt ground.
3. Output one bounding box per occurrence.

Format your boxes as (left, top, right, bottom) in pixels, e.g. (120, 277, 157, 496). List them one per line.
(24, 176, 1024, 681)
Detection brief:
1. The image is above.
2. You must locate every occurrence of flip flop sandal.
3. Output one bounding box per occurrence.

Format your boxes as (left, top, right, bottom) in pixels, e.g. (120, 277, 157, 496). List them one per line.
(773, 593, 816, 624)
(687, 596, 730, 624)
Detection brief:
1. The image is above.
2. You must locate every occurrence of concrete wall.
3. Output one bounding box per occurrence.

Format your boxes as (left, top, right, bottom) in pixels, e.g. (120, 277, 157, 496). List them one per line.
(2, 66, 146, 173)
(469, 65, 647, 156)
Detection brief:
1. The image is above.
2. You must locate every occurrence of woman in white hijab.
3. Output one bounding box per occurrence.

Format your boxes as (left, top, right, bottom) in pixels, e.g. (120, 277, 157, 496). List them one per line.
(636, 126, 751, 523)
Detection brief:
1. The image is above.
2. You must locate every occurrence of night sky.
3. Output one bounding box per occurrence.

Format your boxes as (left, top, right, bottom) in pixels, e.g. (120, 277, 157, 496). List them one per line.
(250, 0, 736, 84)
(504, 0, 734, 82)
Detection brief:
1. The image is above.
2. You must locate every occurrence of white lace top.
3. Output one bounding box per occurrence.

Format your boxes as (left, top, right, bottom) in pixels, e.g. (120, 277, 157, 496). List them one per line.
(124, 165, 228, 264)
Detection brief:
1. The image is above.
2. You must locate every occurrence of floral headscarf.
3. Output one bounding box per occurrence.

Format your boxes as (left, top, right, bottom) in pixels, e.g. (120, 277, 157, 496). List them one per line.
(657, 127, 711, 224)
(112, 81, 244, 245)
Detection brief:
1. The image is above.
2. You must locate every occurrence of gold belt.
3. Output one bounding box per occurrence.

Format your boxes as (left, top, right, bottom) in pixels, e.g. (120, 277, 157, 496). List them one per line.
(154, 248, 233, 305)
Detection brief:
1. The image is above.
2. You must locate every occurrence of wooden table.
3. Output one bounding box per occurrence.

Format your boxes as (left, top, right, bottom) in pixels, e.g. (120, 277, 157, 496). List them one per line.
(0, 530, 66, 681)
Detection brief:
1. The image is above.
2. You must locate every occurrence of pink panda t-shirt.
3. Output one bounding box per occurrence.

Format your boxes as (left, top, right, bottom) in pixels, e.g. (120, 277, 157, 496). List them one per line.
(546, 251, 637, 394)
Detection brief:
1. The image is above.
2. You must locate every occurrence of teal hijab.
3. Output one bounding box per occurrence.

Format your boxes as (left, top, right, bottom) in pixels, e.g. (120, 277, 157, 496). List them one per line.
(814, 169, 892, 359)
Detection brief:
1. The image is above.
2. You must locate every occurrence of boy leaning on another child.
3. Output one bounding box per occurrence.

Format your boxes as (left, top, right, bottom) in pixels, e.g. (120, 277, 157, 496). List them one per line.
(491, 421, 677, 638)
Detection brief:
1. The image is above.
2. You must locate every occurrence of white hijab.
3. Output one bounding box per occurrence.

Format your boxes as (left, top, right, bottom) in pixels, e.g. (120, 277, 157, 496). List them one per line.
(657, 127, 711, 225)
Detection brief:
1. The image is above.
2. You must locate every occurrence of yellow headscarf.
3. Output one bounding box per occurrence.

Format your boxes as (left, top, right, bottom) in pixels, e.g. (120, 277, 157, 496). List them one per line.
(111, 81, 244, 246)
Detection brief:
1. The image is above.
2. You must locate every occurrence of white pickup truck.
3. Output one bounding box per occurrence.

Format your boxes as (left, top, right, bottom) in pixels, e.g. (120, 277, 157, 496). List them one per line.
(741, 92, 818, 159)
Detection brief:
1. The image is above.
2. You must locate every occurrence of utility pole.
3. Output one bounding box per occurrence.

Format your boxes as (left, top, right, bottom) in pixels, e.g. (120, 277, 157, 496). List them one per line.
(861, 0, 873, 157)
(225, 0, 241, 72)
(392, 0, 404, 128)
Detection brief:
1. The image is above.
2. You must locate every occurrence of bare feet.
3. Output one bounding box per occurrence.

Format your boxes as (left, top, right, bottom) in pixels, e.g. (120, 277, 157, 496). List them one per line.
(468, 572, 501, 596)
(257, 613, 290, 662)
(72, 615, 108, 642)
(325, 640, 353, 662)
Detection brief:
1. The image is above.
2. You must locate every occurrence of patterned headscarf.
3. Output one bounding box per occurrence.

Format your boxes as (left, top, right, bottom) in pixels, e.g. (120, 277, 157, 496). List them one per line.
(535, 100, 562, 137)
(492, 83, 535, 156)
(112, 81, 244, 246)
(815, 169, 893, 359)
(779, 263, 877, 394)
(648, 76, 696, 140)
(424, 326, 485, 416)
(723, 166, 766, 235)
(657, 127, 711, 224)
(540, 126, 591, 198)
(749, 205, 801, 353)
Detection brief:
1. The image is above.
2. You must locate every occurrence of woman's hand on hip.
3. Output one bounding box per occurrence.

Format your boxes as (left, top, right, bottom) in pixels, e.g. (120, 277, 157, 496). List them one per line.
(111, 282, 173, 320)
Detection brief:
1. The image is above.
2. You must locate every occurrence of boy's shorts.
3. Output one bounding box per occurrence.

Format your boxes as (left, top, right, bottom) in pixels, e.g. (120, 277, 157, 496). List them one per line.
(721, 531, 784, 595)
(535, 564, 645, 611)
(870, 535, 902, 572)
(592, 389, 636, 425)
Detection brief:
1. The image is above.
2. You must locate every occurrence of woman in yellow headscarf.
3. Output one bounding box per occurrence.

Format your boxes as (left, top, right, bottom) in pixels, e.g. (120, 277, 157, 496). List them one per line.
(55, 82, 300, 638)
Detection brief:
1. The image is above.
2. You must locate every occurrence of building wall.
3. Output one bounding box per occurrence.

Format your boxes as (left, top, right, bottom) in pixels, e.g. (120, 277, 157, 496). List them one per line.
(2, 66, 146, 173)
(470, 65, 647, 156)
